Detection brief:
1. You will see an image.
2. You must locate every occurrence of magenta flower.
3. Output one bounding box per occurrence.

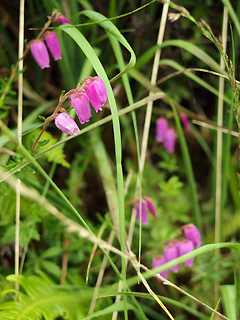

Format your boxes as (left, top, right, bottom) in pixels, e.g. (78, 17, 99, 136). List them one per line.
(163, 242, 180, 273)
(134, 198, 156, 225)
(45, 32, 62, 61)
(177, 240, 194, 267)
(71, 92, 92, 124)
(57, 15, 72, 24)
(156, 117, 168, 143)
(163, 128, 175, 152)
(134, 199, 149, 225)
(30, 40, 50, 69)
(183, 223, 201, 248)
(55, 113, 80, 135)
(144, 196, 156, 218)
(152, 255, 169, 281)
(84, 77, 108, 113)
(180, 113, 190, 131)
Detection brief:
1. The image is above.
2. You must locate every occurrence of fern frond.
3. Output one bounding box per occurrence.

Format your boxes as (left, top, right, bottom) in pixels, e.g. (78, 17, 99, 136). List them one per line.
(0, 274, 90, 319)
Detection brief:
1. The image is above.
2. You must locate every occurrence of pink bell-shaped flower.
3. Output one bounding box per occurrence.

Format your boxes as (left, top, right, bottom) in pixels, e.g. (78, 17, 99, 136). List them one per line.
(152, 255, 169, 281)
(83, 77, 108, 113)
(45, 31, 62, 61)
(134, 199, 149, 225)
(134, 197, 157, 225)
(30, 40, 50, 69)
(55, 112, 80, 135)
(163, 242, 180, 273)
(144, 196, 156, 218)
(71, 92, 92, 124)
(180, 113, 190, 131)
(156, 117, 168, 143)
(57, 15, 72, 24)
(163, 128, 175, 153)
(177, 240, 194, 267)
(183, 223, 201, 248)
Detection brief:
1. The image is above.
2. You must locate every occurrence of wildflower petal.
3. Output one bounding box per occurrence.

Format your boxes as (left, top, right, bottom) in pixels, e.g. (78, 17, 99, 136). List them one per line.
(71, 92, 92, 124)
(163, 128, 175, 152)
(156, 117, 168, 143)
(152, 255, 169, 281)
(84, 76, 107, 112)
(55, 113, 79, 135)
(134, 199, 149, 225)
(144, 196, 156, 218)
(45, 32, 62, 61)
(177, 240, 194, 267)
(30, 40, 50, 69)
(183, 224, 201, 248)
(180, 113, 190, 131)
(57, 15, 72, 24)
(163, 243, 180, 273)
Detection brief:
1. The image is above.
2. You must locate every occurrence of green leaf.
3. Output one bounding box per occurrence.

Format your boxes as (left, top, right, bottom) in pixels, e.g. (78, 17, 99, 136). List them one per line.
(220, 285, 237, 320)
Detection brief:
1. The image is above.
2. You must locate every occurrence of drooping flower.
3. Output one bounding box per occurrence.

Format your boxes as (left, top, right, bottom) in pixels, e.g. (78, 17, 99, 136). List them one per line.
(152, 255, 169, 281)
(180, 113, 190, 131)
(45, 32, 62, 61)
(83, 76, 108, 113)
(183, 223, 201, 248)
(71, 92, 92, 124)
(134, 199, 149, 225)
(57, 15, 72, 24)
(134, 198, 157, 225)
(30, 40, 50, 69)
(144, 196, 156, 218)
(177, 240, 194, 267)
(55, 112, 79, 135)
(163, 242, 180, 273)
(163, 128, 175, 153)
(156, 117, 168, 143)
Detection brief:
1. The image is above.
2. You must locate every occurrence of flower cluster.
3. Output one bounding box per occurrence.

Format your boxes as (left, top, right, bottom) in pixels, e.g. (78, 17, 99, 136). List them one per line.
(30, 12, 72, 70)
(156, 117, 175, 152)
(155, 114, 190, 152)
(134, 197, 156, 225)
(54, 76, 108, 135)
(30, 31, 62, 69)
(152, 223, 201, 281)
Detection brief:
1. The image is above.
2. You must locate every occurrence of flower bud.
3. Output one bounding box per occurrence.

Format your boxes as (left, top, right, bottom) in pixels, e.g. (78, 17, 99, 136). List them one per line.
(55, 113, 80, 135)
(30, 40, 50, 69)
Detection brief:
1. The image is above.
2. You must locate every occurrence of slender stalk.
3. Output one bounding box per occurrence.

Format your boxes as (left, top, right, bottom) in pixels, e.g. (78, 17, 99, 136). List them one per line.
(15, 0, 25, 294)
(139, 0, 169, 175)
(215, 4, 228, 307)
